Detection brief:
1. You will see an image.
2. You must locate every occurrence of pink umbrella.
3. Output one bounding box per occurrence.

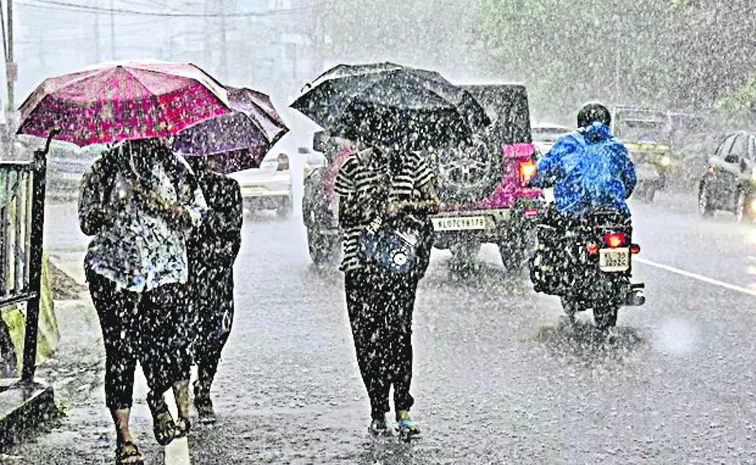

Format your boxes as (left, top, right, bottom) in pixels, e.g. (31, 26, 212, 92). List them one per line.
(17, 60, 232, 146)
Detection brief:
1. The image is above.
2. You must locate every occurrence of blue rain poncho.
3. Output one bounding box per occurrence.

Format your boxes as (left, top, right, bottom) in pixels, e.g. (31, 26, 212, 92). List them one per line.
(530, 122, 636, 217)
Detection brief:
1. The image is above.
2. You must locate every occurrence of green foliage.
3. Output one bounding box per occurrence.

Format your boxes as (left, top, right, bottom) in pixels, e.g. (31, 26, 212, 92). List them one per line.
(1, 252, 59, 376)
(716, 71, 756, 129)
(321, 0, 753, 124)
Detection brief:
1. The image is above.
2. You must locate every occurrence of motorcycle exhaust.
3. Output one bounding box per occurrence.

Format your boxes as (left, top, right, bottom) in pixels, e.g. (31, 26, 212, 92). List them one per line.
(626, 283, 646, 306)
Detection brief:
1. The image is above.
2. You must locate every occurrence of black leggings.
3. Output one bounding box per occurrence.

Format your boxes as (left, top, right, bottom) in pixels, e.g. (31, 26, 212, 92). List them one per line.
(191, 266, 235, 387)
(345, 268, 418, 421)
(86, 267, 191, 410)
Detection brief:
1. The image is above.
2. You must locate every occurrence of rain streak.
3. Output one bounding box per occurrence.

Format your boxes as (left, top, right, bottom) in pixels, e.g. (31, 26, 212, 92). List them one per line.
(0, 1, 754, 464)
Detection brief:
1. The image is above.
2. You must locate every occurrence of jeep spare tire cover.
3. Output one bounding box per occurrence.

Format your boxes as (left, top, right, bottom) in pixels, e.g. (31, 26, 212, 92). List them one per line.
(432, 135, 502, 205)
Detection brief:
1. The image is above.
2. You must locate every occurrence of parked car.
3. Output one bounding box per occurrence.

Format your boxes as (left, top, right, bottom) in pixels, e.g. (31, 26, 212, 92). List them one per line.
(612, 106, 674, 203)
(698, 131, 756, 222)
(301, 84, 544, 271)
(229, 152, 293, 217)
(532, 122, 570, 156)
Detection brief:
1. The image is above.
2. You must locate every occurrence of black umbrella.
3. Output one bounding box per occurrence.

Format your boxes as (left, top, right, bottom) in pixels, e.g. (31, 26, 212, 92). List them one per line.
(291, 63, 490, 151)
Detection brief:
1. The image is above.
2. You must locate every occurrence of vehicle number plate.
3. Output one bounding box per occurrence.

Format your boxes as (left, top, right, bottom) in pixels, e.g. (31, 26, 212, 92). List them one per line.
(599, 248, 630, 272)
(432, 216, 490, 231)
(243, 186, 265, 196)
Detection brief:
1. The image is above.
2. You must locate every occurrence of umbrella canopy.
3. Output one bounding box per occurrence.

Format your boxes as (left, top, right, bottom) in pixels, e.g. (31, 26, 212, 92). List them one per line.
(172, 86, 289, 172)
(17, 60, 231, 146)
(291, 62, 490, 150)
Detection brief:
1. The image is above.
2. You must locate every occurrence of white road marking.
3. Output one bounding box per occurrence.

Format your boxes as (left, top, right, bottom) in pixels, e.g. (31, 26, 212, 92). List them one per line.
(635, 257, 756, 298)
(164, 392, 191, 465)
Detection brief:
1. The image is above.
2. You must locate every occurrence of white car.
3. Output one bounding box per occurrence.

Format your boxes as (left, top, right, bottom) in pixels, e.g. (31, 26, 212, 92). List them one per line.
(532, 123, 570, 156)
(228, 152, 293, 217)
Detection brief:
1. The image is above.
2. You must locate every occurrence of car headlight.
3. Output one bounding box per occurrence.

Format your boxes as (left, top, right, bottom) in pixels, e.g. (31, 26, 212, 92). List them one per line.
(660, 155, 672, 167)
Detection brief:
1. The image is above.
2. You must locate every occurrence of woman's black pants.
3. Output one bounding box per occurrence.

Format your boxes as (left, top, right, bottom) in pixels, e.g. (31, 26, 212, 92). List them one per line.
(344, 267, 418, 421)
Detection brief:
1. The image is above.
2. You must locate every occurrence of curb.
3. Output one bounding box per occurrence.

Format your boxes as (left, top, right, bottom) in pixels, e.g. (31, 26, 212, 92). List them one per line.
(0, 379, 59, 450)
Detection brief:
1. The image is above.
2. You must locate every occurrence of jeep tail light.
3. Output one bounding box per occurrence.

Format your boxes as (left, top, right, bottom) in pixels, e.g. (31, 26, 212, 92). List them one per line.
(631, 244, 641, 254)
(518, 161, 537, 187)
(604, 233, 625, 249)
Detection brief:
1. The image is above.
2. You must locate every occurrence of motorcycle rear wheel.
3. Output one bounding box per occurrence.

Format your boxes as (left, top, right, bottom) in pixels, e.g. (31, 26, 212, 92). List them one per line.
(593, 305, 618, 330)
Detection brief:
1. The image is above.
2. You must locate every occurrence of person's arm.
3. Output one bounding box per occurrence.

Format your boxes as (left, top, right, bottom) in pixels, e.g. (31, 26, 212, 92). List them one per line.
(387, 155, 440, 216)
(154, 154, 207, 230)
(205, 177, 244, 265)
(78, 159, 120, 236)
(617, 144, 637, 198)
(203, 176, 243, 238)
(529, 137, 571, 188)
(335, 158, 365, 228)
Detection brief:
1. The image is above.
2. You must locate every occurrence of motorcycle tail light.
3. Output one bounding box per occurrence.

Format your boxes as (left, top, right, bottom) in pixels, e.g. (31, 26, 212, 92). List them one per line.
(631, 244, 641, 254)
(604, 233, 625, 249)
(518, 160, 537, 187)
(586, 243, 598, 255)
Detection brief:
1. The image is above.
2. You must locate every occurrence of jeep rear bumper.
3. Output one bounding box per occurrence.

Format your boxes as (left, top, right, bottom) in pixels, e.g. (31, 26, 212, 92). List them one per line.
(431, 198, 544, 249)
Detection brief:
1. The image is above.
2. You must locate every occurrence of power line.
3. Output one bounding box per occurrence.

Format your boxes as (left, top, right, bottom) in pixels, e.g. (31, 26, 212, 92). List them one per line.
(18, 0, 330, 17)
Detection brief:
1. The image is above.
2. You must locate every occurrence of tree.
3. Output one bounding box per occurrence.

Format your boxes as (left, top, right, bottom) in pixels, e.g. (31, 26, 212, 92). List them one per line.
(474, 0, 755, 120)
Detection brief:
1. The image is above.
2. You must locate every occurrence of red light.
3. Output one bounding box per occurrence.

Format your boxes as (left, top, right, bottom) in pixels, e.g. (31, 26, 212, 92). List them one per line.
(604, 233, 625, 249)
(523, 209, 538, 218)
(587, 243, 598, 254)
(631, 244, 641, 254)
(518, 161, 537, 187)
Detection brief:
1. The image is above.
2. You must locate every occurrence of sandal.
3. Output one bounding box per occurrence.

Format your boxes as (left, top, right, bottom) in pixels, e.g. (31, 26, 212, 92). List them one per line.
(115, 441, 144, 465)
(397, 411, 422, 442)
(194, 382, 217, 424)
(174, 416, 192, 438)
(147, 392, 176, 446)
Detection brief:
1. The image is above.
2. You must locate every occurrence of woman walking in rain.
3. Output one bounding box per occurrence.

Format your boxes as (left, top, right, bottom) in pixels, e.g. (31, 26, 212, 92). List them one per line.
(184, 154, 243, 424)
(335, 138, 440, 440)
(79, 138, 206, 465)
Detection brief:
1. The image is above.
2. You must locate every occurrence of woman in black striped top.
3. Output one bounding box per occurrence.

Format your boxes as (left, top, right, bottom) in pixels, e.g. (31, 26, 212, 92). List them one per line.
(335, 144, 439, 439)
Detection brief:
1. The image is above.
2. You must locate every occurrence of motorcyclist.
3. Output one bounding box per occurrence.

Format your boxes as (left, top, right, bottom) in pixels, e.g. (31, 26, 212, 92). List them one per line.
(528, 102, 637, 293)
(529, 102, 636, 217)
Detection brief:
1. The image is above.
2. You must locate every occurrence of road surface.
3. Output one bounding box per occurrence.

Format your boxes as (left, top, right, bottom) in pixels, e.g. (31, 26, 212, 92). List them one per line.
(5, 191, 756, 464)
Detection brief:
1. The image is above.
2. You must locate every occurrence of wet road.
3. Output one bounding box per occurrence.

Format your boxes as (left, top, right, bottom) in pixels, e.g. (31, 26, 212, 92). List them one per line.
(9, 192, 756, 464)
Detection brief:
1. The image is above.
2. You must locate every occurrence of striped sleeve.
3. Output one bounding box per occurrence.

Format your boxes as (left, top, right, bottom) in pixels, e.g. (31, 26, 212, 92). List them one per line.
(334, 157, 357, 196)
(413, 153, 434, 189)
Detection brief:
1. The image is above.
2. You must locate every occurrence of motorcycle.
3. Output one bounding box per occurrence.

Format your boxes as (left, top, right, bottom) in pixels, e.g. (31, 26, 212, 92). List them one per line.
(530, 209, 646, 330)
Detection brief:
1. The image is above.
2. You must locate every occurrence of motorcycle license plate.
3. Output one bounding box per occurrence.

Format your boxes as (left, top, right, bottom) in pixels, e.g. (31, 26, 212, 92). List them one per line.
(599, 248, 630, 272)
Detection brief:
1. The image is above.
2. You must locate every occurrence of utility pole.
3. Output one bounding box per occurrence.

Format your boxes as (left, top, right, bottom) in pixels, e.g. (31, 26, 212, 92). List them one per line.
(93, 0, 101, 62)
(37, 29, 46, 69)
(203, 0, 210, 66)
(110, 0, 116, 59)
(7, 0, 15, 114)
(219, 0, 228, 81)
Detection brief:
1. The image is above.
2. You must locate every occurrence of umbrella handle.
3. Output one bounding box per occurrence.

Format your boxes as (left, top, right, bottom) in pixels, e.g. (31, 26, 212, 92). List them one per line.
(41, 128, 61, 156)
